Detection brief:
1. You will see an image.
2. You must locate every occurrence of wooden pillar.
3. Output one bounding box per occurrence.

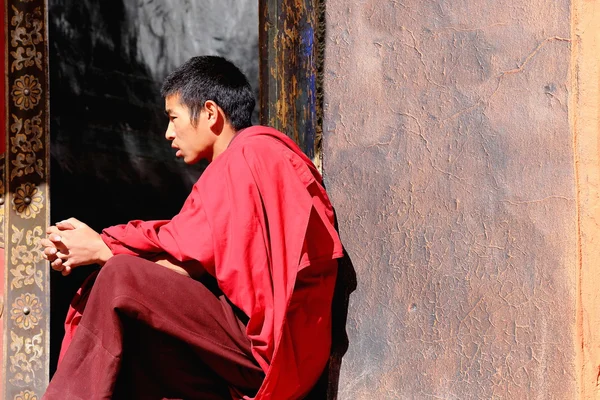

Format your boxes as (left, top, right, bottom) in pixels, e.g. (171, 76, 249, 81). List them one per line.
(3, 0, 51, 398)
(259, 0, 323, 167)
(0, 0, 6, 397)
(572, 0, 600, 397)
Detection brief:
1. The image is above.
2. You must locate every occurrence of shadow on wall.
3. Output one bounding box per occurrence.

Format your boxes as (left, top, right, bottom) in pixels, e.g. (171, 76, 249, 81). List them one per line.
(308, 213, 357, 400)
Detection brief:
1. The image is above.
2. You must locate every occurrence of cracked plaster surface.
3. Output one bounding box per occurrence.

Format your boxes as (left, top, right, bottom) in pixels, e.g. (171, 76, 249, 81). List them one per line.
(323, 1, 577, 398)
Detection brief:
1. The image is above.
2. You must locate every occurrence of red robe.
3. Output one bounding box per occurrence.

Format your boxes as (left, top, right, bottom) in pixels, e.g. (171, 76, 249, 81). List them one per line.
(92, 126, 344, 399)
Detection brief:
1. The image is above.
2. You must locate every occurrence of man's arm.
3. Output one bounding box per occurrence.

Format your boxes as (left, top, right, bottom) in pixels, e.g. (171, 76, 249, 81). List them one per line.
(43, 183, 214, 277)
(42, 219, 207, 279)
(99, 183, 214, 268)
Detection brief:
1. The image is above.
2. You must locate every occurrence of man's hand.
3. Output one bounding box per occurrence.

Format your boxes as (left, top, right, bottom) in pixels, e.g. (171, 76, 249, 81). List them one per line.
(41, 218, 113, 276)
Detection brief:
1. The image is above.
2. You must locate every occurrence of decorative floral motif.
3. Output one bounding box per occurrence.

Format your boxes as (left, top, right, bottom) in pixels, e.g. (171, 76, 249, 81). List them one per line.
(12, 183, 44, 219)
(10, 113, 44, 180)
(11, 225, 44, 265)
(10, 5, 43, 72)
(9, 330, 44, 387)
(10, 226, 44, 291)
(11, 293, 42, 330)
(14, 390, 38, 400)
(10, 265, 43, 291)
(11, 75, 42, 111)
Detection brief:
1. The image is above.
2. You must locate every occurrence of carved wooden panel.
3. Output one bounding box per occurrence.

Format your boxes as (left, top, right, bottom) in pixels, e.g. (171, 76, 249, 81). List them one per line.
(4, 0, 50, 398)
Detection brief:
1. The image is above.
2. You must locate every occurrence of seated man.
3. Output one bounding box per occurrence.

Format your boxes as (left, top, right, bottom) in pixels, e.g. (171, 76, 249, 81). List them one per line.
(41, 56, 343, 399)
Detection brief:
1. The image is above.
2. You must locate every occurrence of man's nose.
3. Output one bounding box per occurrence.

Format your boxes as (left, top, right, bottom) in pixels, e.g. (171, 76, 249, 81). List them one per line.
(165, 121, 175, 140)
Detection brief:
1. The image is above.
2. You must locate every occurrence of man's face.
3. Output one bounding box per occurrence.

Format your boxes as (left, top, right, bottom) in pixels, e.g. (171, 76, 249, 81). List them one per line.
(164, 94, 215, 164)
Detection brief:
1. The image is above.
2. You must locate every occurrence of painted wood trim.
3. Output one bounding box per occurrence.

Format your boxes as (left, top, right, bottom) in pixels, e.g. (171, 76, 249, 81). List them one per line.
(3, 0, 51, 398)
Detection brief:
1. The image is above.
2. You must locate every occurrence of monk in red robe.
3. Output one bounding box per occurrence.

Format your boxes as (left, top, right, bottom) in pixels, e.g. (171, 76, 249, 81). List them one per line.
(41, 56, 343, 399)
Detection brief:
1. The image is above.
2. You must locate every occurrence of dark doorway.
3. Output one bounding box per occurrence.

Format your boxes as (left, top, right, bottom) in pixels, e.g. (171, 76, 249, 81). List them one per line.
(47, 0, 259, 375)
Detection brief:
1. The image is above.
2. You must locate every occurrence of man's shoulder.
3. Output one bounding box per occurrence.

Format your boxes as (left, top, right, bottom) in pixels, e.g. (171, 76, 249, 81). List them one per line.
(234, 126, 290, 150)
(226, 126, 297, 163)
(201, 128, 286, 181)
(205, 126, 319, 187)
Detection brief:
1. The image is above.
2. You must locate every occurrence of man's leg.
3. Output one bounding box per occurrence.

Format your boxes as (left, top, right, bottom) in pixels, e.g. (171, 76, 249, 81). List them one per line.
(43, 254, 264, 400)
(112, 319, 232, 400)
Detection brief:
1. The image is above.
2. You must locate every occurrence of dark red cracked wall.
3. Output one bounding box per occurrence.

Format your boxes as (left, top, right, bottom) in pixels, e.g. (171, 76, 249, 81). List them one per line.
(322, 1, 577, 398)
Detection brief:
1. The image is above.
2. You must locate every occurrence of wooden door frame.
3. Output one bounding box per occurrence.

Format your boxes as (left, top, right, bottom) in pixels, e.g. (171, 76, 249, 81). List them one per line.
(3, 0, 51, 398)
(2, 0, 323, 398)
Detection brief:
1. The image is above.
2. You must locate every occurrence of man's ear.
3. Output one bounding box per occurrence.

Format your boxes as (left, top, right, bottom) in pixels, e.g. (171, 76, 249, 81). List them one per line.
(203, 100, 225, 132)
(203, 100, 219, 127)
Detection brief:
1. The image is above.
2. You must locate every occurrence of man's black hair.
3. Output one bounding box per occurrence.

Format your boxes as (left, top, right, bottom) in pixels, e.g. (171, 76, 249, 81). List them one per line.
(161, 56, 255, 130)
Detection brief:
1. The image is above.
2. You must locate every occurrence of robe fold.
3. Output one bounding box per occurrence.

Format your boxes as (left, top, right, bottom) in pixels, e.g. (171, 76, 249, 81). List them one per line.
(87, 126, 344, 399)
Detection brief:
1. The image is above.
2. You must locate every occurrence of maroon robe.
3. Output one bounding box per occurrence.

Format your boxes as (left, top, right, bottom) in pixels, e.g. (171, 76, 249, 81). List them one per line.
(58, 126, 343, 399)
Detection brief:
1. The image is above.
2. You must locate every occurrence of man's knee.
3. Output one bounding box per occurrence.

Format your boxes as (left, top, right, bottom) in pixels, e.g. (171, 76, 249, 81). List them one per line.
(94, 254, 141, 294)
(100, 254, 138, 275)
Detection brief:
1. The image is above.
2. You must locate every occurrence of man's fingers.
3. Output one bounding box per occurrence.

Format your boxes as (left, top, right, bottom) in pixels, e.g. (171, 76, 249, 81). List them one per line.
(51, 257, 74, 276)
(64, 218, 84, 229)
(40, 238, 55, 248)
(47, 235, 69, 255)
(47, 226, 70, 244)
(43, 247, 58, 261)
(40, 238, 62, 254)
(44, 246, 57, 255)
(51, 258, 64, 271)
(50, 218, 82, 233)
(56, 220, 76, 230)
(47, 225, 60, 235)
(41, 238, 58, 261)
(48, 234, 62, 243)
(47, 230, 68, 252)
(46, 220, 82, 277)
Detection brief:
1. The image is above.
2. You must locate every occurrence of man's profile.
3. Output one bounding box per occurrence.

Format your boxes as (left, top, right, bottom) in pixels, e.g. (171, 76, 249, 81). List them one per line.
(41, 56, 343, 399)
